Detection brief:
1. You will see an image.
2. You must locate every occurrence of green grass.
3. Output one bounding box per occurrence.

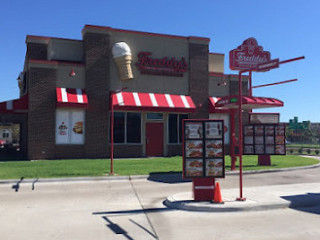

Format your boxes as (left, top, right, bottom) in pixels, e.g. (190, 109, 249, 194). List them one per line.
(0, 155, 318, 180)
(288, 144, 320, 149)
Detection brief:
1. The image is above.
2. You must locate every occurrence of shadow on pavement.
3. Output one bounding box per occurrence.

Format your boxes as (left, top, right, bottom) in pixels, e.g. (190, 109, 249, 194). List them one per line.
(281, 192, 320, 214)
(147, 172, 191, 184)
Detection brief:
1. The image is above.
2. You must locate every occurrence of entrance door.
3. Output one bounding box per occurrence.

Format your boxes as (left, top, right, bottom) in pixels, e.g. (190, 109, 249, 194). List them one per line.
(146, 122, 163, 156)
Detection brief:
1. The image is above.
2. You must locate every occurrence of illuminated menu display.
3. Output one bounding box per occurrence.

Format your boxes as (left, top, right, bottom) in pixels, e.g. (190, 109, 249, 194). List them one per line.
(183, 120, 225, 179)
(243, 124, 286, 155)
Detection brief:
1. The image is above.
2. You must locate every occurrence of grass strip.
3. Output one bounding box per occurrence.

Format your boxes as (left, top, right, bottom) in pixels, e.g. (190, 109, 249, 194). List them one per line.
(0, 155, 318, 180)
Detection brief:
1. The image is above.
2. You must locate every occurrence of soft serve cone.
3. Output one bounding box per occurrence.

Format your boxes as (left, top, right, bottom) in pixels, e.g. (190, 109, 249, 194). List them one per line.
(112, 42, 133, 80)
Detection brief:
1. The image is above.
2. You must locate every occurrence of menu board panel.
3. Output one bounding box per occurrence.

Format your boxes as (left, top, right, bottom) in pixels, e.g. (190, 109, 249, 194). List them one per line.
(243, 124, 286, 155)
(183, 120, 225, 179)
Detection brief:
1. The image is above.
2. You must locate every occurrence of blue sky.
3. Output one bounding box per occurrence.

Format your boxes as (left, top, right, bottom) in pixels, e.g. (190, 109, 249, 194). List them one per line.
(0, 0, 319, 122)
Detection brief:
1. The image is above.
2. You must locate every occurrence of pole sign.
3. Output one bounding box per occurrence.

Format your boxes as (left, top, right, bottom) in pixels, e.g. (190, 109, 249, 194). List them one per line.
(229, 38, 271, 71)
(183, 119, 225, 179)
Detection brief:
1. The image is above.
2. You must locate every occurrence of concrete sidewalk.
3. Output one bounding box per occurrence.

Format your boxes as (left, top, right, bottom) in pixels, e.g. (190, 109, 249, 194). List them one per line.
(164, 182, 320, 212)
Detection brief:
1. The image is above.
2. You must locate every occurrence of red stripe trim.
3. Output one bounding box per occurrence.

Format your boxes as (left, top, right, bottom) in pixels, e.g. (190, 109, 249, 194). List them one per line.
(56, 88, 88, 108)
(113, 92, 196, 112)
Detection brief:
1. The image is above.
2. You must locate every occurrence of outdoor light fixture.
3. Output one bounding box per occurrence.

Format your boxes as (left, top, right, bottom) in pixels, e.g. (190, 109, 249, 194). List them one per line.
(217, 81, 227, 87)
(69, 67, 76, 77)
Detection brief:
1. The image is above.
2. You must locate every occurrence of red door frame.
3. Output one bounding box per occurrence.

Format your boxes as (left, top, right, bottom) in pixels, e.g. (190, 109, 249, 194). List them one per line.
(146, 122, 164, 156)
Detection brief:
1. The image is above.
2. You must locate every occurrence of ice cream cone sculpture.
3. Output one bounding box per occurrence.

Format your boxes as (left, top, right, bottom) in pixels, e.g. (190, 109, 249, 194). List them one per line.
(112, 42, 133, 80)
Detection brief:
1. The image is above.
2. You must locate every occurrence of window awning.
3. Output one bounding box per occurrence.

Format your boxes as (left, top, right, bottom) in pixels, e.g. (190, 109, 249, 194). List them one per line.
(56, 88, 88, 108)
(0, 94, 28, 114)
(113, 92, 196, 112)
(209, 95, 283, 111)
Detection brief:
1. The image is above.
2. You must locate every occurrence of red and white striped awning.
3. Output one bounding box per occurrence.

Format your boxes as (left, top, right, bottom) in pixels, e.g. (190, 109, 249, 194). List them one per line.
(0, 94, 28, 114)
(113, 92, 196, 112)
(209, 95, 283, 111)
(56, 88, 88, 108)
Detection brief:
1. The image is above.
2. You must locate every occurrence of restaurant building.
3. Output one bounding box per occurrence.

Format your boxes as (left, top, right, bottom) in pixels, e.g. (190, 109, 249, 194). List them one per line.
(1, 25, 283, 160)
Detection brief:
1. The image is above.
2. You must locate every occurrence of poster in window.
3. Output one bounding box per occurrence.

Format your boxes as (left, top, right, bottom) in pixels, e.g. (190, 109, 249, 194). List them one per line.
(185, 159, 203, 177)
(70, 111, 85, 144)
(185, 122, 202, 139)
(56, 110, 69, 144)
(205, 122, 222, 139)
(185, 140, 203, 157)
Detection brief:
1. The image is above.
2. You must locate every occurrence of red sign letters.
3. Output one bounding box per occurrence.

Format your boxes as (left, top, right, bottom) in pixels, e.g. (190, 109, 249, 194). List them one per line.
(135, 52, 188, 77)
(229, 38, 271, 71)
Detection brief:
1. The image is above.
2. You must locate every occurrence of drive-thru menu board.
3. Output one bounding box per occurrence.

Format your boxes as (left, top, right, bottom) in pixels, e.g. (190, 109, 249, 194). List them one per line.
(183, 120, 225, 178)
(243, 124, 286, 155)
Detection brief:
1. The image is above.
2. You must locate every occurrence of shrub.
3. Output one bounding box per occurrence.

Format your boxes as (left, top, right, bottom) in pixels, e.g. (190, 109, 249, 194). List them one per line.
(315, 150, 319, 155)
(307, 149, 311, 154)
(298, 148, 303, 154)
(289, 149, 294, 154)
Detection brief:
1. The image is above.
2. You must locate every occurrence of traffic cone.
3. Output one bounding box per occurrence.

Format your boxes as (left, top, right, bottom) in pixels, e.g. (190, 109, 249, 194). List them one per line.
(213, 182, 224, 204)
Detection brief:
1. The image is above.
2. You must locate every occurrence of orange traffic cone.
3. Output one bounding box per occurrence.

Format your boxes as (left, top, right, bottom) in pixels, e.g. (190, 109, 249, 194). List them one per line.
(213, 182, 224, 204)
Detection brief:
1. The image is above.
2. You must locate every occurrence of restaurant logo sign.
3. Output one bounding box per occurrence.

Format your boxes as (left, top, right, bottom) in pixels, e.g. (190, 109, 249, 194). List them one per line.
(229, 38, 271, 71)
(135, 52, 188, 77)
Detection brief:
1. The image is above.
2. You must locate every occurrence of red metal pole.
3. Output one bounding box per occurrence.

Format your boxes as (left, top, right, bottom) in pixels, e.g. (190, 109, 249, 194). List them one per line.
(249, 71, 252, 97)
(279, 56, 305, 65)
(252, 79, 297, 89)
(237, 71, 245, 201)
(110, 91, 114, 175)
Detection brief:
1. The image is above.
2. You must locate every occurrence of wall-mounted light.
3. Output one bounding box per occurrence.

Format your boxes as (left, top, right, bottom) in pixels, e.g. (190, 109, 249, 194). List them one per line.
(69, 67, 76, 77)
(217, 81, 227, 87)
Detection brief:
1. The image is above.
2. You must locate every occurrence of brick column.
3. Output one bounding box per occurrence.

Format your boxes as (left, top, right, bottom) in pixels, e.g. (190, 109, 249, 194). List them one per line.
(188, 40, 209, 119)
(83, 28, 111, 158)
(27, 67, 56, 159)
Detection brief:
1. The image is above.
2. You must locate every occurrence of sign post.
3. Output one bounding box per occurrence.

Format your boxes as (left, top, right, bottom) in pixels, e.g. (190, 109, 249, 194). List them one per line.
(229, 37, 304, 201)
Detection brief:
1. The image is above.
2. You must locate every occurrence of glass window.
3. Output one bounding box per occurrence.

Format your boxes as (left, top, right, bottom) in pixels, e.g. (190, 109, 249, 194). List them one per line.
(168, 114, 178, 143)
(147, 113, 163, 120)
(179, 114, 188, 143)
(114, 112, 125, 143)
(127, 113, 141, 143)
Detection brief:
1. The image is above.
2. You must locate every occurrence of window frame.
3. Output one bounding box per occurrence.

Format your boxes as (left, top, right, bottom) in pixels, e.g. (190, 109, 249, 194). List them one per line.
(168, 113, 188, 144)
(112, 111, 142, 145)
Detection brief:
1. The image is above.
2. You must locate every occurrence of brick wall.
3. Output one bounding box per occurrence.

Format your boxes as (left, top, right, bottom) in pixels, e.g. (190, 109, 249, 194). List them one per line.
(114, 145, 143, 158)
(27, 67, 56, 159)
(167, 144, 182, 156)
(83, 31, 111, 158)
(188, 42, 209, 119)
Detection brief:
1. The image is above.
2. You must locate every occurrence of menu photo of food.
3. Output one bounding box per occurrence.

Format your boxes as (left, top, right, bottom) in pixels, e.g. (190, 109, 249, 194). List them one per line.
(244, 136, 253, 144)
(244, 145, 254, 154)
(265, 136, 275, 144)
(205, 159, 224, 177)
(255, 145, 265, 154)
(185, 159, 204, 177)
(265, 145, 275, 154)
(205, 121, 222, 139)
(255, 136, 264, 144)
(276, 125, 285, 136)
(185, 140, 203, 157)
(255, 126, 264, 136)
(276, 145, 285, 154)
(244, 126, 254, 136)
(265, 126, 274, 136)
(185, 122, 203, 139)
(276, 136, 285, 144)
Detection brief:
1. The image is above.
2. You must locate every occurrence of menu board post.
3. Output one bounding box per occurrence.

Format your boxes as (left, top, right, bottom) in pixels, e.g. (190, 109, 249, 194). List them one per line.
(183, 119, 225, 201)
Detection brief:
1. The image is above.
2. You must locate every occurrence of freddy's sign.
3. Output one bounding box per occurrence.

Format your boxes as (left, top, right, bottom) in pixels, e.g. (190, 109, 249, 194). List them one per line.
(135, 52, 188, 77)
(229, 38, 271, 71)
